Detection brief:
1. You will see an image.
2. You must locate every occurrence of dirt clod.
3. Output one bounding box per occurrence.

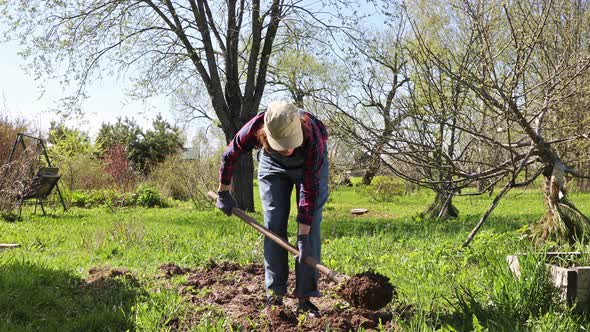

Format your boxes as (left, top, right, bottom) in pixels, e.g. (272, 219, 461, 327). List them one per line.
(337, 271, 395, 310)
(159, 263, 187, 277)
(83, 266, 136, 289)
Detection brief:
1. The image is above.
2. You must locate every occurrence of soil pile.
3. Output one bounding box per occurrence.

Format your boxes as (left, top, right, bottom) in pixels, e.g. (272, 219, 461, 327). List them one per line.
(83, 266, 136, 289)
(161, 262, 396, 331)
(159, 262, 187, 277)
(337, 271, 395, 310)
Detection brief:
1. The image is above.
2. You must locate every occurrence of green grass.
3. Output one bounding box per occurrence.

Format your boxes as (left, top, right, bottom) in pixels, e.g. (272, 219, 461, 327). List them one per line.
(1, 185, 590, 331)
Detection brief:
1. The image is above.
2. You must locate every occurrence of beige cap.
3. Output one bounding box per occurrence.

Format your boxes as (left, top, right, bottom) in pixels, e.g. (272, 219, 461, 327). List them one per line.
(264, 101, 303, 151)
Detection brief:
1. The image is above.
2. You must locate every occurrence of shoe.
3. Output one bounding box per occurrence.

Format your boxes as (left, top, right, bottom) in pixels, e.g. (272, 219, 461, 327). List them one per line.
(266, 295, 283, 307)
(297, 299, 320, 318)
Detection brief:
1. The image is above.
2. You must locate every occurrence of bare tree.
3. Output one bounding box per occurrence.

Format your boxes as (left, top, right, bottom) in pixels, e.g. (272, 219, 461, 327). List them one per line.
(317, 20, 410, 183)
(265, 20, 343, 110)
(411, 0, 590, 244)
(318, 12, 482, 219)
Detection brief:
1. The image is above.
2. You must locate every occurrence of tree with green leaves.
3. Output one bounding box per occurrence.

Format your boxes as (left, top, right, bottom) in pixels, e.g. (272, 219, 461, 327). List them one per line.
(95, 117, 142, 156)
(0, 0, 313, 211)
(131, 115, 183, 174)
(48, 121, 95, 158)
(97, 115, 182, 174)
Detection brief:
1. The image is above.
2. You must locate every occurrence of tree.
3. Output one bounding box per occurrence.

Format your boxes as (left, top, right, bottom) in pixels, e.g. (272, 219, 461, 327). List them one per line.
(322, 21, 474, 219)
(131, 114, 183, 174)
(97, 115, 182, 174)
(411, 0, 590, 244)
(95, 117, 142, 155)
(1, 0, 305, 211)
(266, 22, 340, 109)
(48, 121, 95, 158)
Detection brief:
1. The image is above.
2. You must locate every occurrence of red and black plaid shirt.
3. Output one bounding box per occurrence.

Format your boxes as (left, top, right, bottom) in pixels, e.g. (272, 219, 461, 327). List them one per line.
(219, 111, 328, 225)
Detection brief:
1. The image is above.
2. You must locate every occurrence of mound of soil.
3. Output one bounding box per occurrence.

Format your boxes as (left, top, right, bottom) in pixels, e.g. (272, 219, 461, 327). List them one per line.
(82, 266, 136, 289)
(166, 262, 396, 331)
(337, 271, 395, 311)
(159, 262, 187, 277)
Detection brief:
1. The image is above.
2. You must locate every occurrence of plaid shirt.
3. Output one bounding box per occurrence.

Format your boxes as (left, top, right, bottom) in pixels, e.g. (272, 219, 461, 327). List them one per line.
(219, 111, 328, 225)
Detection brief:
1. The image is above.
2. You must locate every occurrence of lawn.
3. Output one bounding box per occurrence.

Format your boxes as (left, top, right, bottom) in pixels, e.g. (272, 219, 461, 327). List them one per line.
(1, 185, 589, 331)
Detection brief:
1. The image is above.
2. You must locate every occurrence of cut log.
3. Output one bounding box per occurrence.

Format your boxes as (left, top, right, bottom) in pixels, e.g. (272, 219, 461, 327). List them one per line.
(351, 208, 369, 215)
(0, 244, 20, 249)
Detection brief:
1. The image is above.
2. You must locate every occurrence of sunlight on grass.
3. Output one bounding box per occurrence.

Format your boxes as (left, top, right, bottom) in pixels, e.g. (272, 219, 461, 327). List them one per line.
(1, 185, 589, 330)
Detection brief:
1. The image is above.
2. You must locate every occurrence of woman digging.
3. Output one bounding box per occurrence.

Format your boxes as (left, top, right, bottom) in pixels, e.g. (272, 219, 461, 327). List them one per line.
(215, 101, 329, 318)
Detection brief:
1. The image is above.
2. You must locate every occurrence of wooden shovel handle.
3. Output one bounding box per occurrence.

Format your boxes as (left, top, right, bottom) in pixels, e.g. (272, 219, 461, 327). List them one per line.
(208, 191, 346, 284)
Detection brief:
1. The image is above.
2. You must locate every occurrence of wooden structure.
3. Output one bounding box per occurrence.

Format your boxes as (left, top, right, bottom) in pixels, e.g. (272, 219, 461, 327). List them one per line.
(2, 133, 67, 216)
(17, 167, 62, 216)
(0, 244, 20, 249)
(507, 252, 590, 309)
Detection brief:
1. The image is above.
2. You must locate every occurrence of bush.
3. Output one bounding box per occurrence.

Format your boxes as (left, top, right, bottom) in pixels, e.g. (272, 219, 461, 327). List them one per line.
(0, 111, 31, 216)
(103, 143, 137, 191)
(0, 112, 29, 165)
(71, 191, 91, 208)
(134, 185, 166, 208)
(69, 188, 165, 209)
(148, 152, 219, 210)
(363, 176, 405, 202)
(55, 154, 114, 196)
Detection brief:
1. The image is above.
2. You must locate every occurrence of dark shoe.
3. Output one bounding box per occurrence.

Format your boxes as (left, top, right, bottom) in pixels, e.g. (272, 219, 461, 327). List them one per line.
(266, 295, 283, 307)
(297, 299, 320, 318)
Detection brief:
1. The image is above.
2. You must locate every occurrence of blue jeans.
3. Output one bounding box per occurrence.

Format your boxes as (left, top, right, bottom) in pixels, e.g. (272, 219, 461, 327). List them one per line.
(257, 149, 329, 299)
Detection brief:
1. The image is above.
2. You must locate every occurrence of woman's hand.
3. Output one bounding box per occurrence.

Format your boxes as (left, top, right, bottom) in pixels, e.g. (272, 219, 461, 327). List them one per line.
(216, 189, 236, 216)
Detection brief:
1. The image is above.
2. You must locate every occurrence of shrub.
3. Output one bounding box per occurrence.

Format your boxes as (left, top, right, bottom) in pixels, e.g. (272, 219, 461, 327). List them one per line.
(0, 112, 29, 165)
(71, 191, 91, 208)
(69, 188, 164, 209)
(0, 111, 31, 217)
(54, 154, 113, 196)
(103, 143, 137, 191)
(134, 185, 166, 208)
(148, 152, 219, 210)
(364, 175, 405, 202)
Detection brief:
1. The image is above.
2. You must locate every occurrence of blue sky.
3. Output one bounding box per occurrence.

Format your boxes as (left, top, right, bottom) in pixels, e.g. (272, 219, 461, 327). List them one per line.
(0, 2, 386, 143)
(0, 28, 175, 140)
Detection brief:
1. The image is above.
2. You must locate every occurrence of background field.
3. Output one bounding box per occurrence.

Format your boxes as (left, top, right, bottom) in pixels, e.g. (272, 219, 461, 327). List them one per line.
(2, 185, 590, 331)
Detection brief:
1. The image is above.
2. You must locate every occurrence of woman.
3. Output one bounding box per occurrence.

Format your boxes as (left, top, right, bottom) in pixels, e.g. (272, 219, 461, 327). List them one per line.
(216, 101, 329, 317)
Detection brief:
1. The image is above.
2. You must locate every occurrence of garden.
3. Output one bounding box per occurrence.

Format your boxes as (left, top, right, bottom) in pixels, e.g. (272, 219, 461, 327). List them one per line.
(2, 1, 590, 331)
(2, 178, 590, 330)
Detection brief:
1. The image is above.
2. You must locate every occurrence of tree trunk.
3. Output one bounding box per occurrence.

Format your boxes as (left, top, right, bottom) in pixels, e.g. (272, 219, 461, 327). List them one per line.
(362, 160, 380, 185)
(534, 161, 590, 243)
(576, 175, 590, 193)
(221, 116, 255, 212)
(230, 153, 255, 212)
(423, 191, 459, 220)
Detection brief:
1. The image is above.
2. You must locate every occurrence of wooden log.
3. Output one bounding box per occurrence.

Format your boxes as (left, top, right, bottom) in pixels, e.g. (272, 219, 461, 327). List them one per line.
(575, 267, 590, 303)
(507, 253, 589, 308)
(351, 208, 369, 215)
(0, 244, 20, 249)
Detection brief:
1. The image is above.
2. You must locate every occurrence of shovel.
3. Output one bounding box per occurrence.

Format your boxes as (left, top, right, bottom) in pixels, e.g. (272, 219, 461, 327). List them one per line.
(207, 191, 347, 284)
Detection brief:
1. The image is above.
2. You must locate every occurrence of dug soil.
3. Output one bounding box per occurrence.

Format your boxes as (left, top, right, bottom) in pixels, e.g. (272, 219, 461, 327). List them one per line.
(337, 271, 395, 311)
(160, 262, 398, 331)
(82, 266, 137, 289)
